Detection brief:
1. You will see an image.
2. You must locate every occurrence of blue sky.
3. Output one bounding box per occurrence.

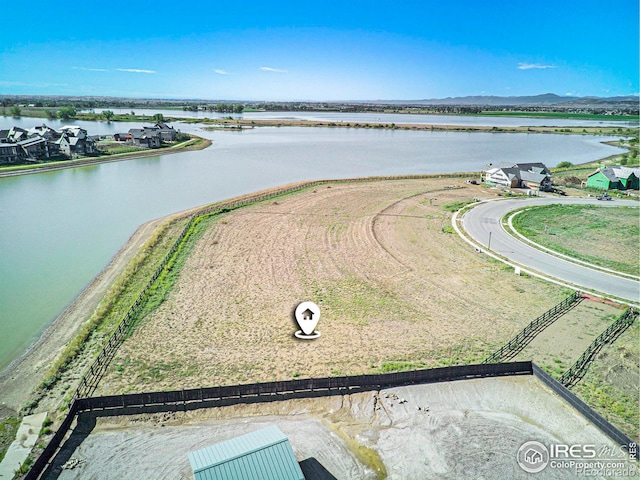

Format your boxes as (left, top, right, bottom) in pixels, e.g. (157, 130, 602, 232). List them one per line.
(1, 0, 638, 100)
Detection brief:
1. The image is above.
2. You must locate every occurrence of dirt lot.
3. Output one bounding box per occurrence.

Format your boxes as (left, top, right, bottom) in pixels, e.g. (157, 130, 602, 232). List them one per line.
(50, 377, 627, 480)
(96, 179, 568, 394)
(513, 299, 625, 375)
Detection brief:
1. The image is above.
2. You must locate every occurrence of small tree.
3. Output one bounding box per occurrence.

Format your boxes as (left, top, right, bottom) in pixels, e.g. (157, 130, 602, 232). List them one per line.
(556, 161, 572, 169)
(153, 113, 164, 123)
(46, 109, 58, 119)
(58, 106, 76, 120)
(102, 110, 114, 121)
(10, 105, 21, 117)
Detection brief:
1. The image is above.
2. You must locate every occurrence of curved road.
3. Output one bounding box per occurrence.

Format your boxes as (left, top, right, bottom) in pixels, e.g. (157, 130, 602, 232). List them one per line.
(460, 197, 640, 303)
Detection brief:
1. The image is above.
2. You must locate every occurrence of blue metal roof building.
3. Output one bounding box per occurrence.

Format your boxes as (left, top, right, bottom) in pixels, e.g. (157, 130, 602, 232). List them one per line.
(188, 425, 305, 480)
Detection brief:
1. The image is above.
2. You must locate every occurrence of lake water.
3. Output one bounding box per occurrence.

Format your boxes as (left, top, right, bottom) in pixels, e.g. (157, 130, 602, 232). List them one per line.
(0, 122, 629, 370)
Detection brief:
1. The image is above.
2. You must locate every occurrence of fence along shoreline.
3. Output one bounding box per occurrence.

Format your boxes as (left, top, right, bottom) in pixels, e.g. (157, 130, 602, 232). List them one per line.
(74, 172, 476, 398)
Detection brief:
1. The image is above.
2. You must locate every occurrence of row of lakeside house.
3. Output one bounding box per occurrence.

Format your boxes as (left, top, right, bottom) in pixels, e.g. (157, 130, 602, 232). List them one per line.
(0, 125, 97, 163)
(0, 122, 179, 164)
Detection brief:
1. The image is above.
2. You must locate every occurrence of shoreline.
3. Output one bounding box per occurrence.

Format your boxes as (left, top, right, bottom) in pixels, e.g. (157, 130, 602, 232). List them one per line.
(0, 136, 211, 178)
(0, 182, 293, 413)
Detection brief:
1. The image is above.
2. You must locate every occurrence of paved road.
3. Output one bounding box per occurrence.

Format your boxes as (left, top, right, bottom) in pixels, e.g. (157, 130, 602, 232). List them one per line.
(460, 197, 640, 303)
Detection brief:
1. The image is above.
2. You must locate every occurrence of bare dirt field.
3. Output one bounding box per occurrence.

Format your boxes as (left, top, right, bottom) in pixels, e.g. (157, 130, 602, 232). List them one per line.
(513, 299, 625, 375)
(50, 377, 628, 480)
(96, 178, 569, 394)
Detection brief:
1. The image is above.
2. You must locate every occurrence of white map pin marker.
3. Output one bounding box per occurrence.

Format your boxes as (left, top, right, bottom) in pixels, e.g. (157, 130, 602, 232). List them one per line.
(294, 301, 321, 339)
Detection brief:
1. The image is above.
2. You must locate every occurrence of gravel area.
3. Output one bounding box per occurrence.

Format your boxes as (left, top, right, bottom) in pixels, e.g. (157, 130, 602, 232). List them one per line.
(48, 376, 627, 480)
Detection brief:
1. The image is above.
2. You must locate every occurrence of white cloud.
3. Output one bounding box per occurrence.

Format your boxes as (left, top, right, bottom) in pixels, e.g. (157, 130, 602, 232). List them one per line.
(214, 69, 230, 75)
(116, 68, 156, 74)
(517, 63, 556, 70)
(260, 66, 288, 73)
(72, 67, 108, 72)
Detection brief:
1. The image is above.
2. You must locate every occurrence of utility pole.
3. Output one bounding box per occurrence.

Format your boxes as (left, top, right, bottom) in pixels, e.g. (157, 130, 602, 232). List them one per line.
(488, 231, 492, 250)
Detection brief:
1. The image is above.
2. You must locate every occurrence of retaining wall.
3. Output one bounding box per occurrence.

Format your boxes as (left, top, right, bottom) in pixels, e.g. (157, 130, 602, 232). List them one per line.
(26, 361, 636, 480)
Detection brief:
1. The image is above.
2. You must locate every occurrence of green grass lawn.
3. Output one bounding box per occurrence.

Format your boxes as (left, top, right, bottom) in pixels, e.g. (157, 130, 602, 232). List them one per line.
(512, 204, 640, 276)
(0, 416, 20, 463)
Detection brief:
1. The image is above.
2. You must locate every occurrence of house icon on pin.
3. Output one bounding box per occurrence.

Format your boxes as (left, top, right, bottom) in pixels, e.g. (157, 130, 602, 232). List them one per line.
(301, 309, 314, 320)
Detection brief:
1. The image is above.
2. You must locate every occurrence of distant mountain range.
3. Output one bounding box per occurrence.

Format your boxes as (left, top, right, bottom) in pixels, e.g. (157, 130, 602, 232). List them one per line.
(398, 93, 639, 106)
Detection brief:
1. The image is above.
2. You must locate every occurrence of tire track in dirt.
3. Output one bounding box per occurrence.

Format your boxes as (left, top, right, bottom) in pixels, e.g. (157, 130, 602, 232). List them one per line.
(97, 179, 568, 395)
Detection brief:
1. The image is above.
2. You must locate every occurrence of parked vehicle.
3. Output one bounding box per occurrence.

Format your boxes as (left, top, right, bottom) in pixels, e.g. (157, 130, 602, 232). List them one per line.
(597, 193, 612, 201)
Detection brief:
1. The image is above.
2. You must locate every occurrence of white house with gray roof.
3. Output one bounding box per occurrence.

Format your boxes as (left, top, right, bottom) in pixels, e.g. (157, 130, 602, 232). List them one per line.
(485, 162, 552, 190)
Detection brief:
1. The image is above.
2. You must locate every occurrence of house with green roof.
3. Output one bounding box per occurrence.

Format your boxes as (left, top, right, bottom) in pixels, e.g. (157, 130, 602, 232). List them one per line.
(585, 166, 639, 190)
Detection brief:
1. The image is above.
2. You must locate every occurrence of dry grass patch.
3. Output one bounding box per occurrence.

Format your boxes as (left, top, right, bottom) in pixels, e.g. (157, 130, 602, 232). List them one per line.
(96, 178, 567, 394)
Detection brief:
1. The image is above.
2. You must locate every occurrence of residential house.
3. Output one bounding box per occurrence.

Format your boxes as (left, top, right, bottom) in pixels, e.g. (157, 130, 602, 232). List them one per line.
(615, 167, 640, 190)
(485, 163, 551, 191)
(7, 127, 28, 143)
(485, 166, 521, 188)
(586, 166, 640, 190)
(484, 162, 552, 190)
(54, 135, 71, 157)
(59, 126, 96, 156)
(129, 128, 161, 148)
(28, 124, 61, 141)
(113, 132, 132, 142)
(0, 143, 21, 164)
(513, 163, 552, 190)
(17, 136, 51, 161)
(155, 122, 177, 141)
